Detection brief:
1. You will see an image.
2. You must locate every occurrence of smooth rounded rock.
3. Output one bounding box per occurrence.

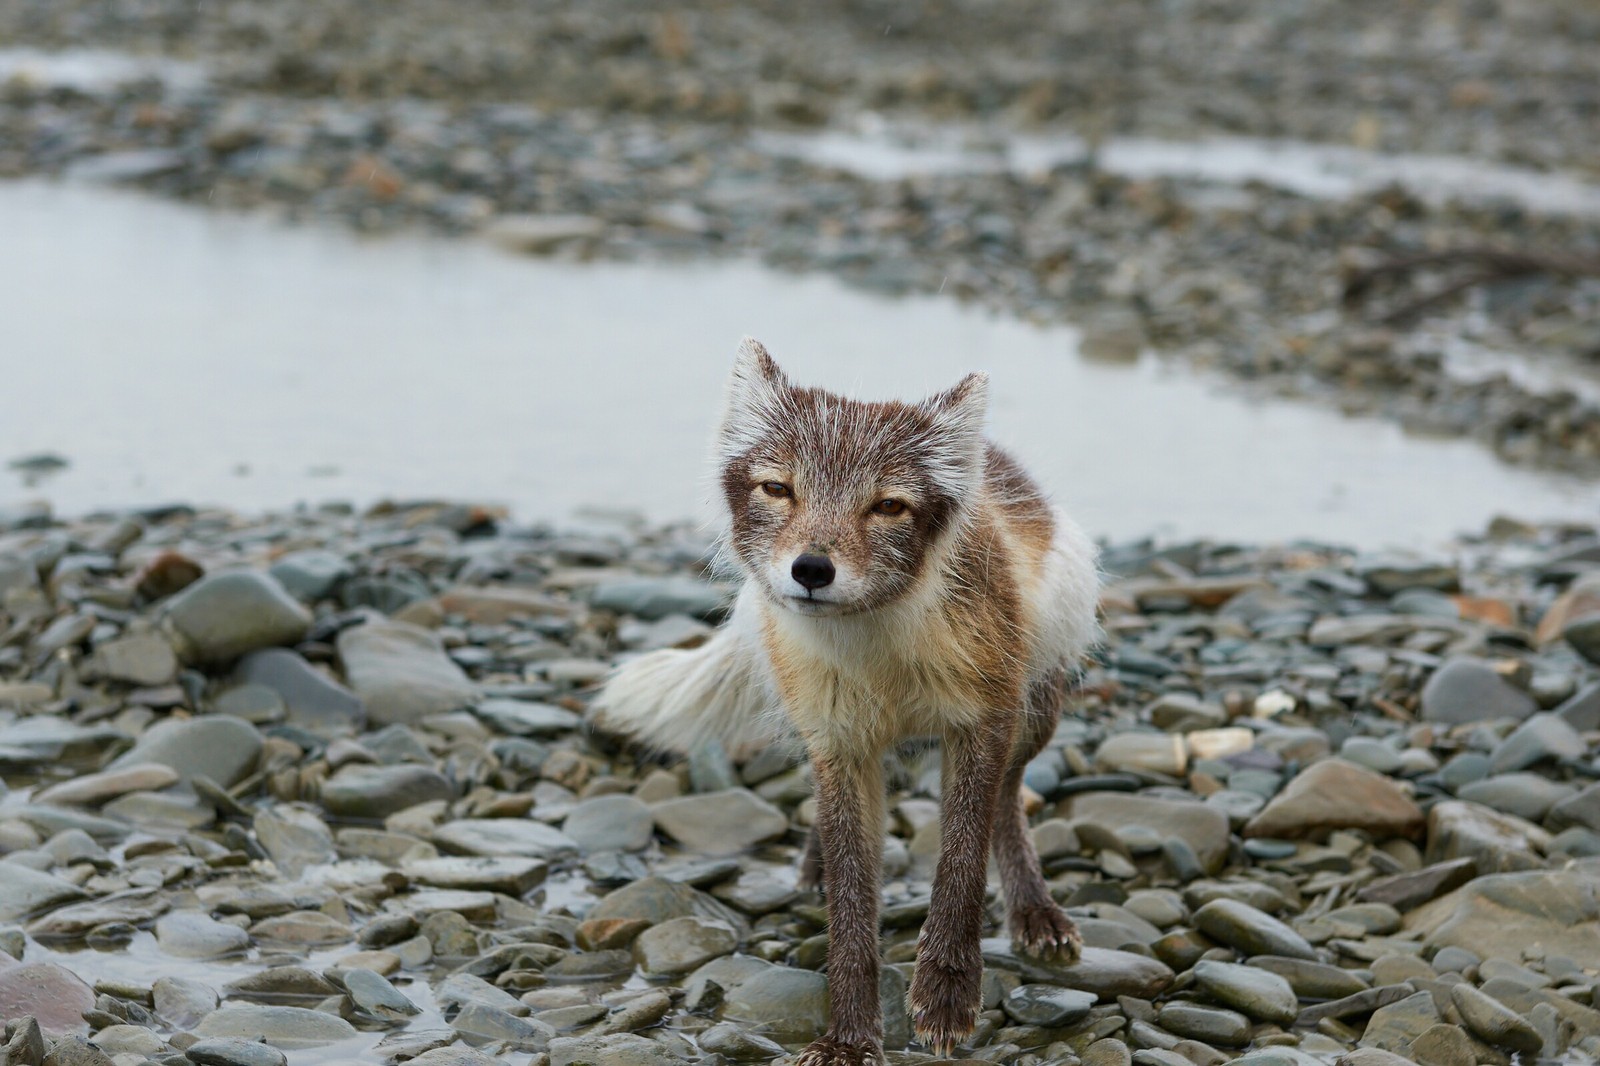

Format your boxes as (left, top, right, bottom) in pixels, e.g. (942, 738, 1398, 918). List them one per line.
(1420, 659, 1536, 726)
(337, 619, 476, 727)
(650, 790, 787, 854)
(160, 571, 311, 664)
(1002, 984, 1096, 1027)
(185, 1038, 289, 1066)
(155, 910, 250, 959)
(1243, 758, 1422, 841)
(1191, 959, 1298, 1024)
(1194, 899, 1317, 960)
(320, 763, 455, 820)
(564, 794, 654, 853)
(633, 916, 738, 976)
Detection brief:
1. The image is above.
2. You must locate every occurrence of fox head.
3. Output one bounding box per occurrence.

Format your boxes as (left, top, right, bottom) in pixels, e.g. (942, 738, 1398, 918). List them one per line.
(716, 337, 989, 616)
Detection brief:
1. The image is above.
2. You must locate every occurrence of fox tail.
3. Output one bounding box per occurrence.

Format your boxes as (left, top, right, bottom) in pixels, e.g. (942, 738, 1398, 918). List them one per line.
(589, 594, 777, 756)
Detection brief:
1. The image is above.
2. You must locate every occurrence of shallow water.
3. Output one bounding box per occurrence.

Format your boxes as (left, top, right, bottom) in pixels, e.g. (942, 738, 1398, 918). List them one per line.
(1, 179, 1596, 548)
(0, 46, 209, 96)
(756, 120, 1600, 218)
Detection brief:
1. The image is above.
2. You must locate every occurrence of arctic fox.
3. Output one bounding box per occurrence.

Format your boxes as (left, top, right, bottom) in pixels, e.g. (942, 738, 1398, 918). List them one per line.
(595, 339, 1100, 1066)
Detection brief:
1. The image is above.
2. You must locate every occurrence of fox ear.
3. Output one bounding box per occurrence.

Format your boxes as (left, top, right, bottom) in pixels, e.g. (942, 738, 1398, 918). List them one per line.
(719, 337, 790, 456)
(922, 371, 990, 440)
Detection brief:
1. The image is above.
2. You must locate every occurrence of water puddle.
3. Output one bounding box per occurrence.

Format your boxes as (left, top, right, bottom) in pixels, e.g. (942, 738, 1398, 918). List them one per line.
(0, 46, 209, 96)
(1, 178, 1595, 548)
(756, 120, 1600, 217)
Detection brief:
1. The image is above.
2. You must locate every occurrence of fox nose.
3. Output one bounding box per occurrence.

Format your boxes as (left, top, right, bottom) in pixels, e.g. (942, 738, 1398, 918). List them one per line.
(791, 553, 836, 591)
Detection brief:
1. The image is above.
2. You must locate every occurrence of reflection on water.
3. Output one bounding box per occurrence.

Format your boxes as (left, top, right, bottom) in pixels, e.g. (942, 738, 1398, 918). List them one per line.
(1, 179, 1595, 548)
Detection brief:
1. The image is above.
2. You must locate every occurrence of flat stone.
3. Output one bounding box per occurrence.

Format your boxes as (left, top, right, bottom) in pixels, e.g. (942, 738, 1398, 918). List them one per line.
(1096, 733, 1187, 776)
(223, 967, 339, 1000)
(86, 630, 178, 686)
(1407, 865, 1600, 963)
(1193, 899, 1317, 960)
(26, 887, 168, 939)
(1359, 990, 1440, 1055)
(633, 916, 738, 976)
(320, 763, 454, 819)
(0, 961, 94, 1034)
(33, 763, 180, 807)
(586, 877, 748, 935)
(1243, 758, 1422, 841)
(1424, 801, 1549, 873)
(155, 910, 250, 959)
(250, 910, 352, 944)
(337, 619, 476, 727)
(981, 941, 1175, 1000)
(564, 795, 654, 853)
(401, 856, 547, 895)
(232, 648, 364, 737)
(1420, 659, 1536, 725)
(721, 966, 829, 1041)
(1551, 782, 1600, 833)
(109, 715, 262, 787)
(589, 577, 731, 621)
(1457, 772, 1577, 822)
(1450, 981, 1544, 1054)
(92, 1024, 166, 1057)
(1066, 792, 1230, 874)
(650, 790, 787, 854)
(186, 1037, 288, 1066)
(436, 972, 527, 1015)
(0, 862, 87, 921)
(1002, 984, 1096, 1027)
(253, 805, 335, 877)
(1246, 956, 1368, 1001)
(473, 698, 581, 737)
(0, 718, 129, 763)
(193, 1005, 359, 1048)
(152, 975, 217, 1029)
(1155, 1001, 1252, 1046)
(268, 549, 352, 601)
(1357, 858, 1478, 911)
(431, 818, 577, 859)
(344, 967, 420, 1020)
(1555, 681, 1600, 731)
(1489, 712, 1587, 774)
(1190, 959, 1298, 1024)
(1407, 1023, 1477, 1066)
(160, 571, 311, 664)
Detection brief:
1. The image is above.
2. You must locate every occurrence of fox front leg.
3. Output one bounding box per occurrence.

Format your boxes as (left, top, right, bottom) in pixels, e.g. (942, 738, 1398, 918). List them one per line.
(796, 751, 887, 1066)
(907, 716, 1012, 1056)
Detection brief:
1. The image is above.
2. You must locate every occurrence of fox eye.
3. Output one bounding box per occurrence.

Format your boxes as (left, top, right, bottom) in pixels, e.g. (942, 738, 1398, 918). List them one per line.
(760, 481, 793, 499)
(872, 498, 908, 516)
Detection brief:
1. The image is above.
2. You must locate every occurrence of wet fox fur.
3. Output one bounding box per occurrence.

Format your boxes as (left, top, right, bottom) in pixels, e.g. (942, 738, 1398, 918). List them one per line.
(594, 339, 1100, 1066)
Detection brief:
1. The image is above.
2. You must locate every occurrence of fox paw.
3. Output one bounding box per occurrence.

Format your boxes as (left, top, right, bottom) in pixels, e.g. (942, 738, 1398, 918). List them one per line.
(907, 957, 981, 1056)
(794, 1035, 883, 1066)
(1010, 904, 1082, 963)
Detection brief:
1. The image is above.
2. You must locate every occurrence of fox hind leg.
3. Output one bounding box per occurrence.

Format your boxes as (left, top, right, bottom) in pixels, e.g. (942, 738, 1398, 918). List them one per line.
(992, 670, 1082, 962)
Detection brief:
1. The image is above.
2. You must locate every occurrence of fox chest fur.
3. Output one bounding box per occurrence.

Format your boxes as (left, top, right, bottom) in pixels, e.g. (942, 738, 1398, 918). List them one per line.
(757, 514, 1046, 758)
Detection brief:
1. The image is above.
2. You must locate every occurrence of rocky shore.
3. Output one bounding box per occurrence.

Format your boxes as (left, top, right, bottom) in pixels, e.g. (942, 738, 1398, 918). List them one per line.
(4, 1, 1600, 476)
(0, 497, 1598, 1066)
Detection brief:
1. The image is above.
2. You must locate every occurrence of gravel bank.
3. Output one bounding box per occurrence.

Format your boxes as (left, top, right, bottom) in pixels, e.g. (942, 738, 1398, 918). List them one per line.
(1, 498, 1599, 1064)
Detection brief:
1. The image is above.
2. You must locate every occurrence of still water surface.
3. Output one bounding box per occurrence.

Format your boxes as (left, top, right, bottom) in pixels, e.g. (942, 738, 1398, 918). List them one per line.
(2, 180, 1594, 547)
